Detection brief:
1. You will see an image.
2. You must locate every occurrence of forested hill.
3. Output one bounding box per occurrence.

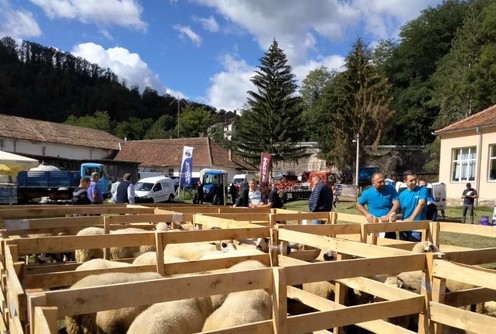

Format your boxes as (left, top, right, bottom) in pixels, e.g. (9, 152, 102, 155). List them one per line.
(0, 36, 218, 140)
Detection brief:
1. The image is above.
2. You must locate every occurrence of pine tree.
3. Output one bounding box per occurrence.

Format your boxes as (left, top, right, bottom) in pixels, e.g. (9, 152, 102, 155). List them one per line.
(233, 40, 306, 166)
(314, 38, 393, 169)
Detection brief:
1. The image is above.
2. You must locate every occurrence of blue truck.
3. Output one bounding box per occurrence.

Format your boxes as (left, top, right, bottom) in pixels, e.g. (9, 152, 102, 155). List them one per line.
(16, 162, 112, 203)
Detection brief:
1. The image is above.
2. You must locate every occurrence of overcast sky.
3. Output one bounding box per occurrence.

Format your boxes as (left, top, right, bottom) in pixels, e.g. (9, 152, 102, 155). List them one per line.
(1, 0, 442, 111)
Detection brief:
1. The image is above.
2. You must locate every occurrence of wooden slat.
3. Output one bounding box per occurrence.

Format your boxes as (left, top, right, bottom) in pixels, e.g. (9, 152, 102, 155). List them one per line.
(443, 247, 496, 265)
(282, 255, 425, 286)
(287, 286, 415, 334)
(433, 260, 496, 290)
(40, 268, 273, 317)
(286, 297, 424, 334)
(276, 224, 362, 236)
(429, 301, 496, 333)
(201, 319, 273, 334)
(439, 222, 496, 237)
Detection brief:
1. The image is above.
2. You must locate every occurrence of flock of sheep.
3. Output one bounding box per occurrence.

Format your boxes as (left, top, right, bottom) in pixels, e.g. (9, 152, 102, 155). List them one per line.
(45, 220, 491, 334)
(63, 223, 272, 333)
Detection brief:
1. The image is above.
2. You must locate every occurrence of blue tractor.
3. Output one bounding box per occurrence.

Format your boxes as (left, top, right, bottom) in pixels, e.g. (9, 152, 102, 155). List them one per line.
(199, 168, 227, 205)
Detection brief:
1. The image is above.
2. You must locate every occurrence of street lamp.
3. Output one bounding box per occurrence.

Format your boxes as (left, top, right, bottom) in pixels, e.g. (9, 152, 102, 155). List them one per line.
(353, 133, 359, 187)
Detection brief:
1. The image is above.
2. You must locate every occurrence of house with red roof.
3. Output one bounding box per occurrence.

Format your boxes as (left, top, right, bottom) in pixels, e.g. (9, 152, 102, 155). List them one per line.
(435, 104, 496, 205)
(114, 137, 257, 183)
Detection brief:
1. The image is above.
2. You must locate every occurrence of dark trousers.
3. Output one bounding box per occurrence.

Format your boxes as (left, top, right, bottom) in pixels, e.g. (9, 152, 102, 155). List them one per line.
(462, 204, 475, 224)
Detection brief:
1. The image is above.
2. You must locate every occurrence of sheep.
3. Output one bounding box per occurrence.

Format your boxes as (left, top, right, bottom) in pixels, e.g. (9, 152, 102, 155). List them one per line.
(109, 227, 156, 259)
(75, 227, 105, 262)
(202, 260, 272, 331)
(64, 272, 162, 334)
(163, 238, 237, 261)
(132, 251, 186, 266)
(127, 296, 214, 334)
(75, 258, 133, 271)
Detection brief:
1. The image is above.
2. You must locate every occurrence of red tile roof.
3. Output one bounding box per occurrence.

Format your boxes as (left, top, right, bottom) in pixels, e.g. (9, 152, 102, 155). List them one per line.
(435, 104, 496, 134)
(114, 137, 256, 170)
(0, 114, 122, 150)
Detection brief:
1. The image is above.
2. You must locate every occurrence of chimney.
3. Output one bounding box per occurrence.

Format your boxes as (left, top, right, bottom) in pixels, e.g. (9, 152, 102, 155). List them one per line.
(228, 149, 232, 161)
(199, 132, 204, 137)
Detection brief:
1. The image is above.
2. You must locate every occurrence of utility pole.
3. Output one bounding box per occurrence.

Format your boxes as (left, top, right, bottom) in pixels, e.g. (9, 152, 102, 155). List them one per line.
(354, 133, 360, 187)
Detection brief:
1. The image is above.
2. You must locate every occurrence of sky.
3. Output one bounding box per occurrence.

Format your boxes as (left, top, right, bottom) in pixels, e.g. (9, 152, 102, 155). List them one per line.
(0, 0, 443, 112)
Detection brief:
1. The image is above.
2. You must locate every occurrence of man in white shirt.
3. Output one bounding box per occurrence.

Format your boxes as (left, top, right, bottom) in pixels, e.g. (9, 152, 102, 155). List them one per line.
(247, 178, 261, 207)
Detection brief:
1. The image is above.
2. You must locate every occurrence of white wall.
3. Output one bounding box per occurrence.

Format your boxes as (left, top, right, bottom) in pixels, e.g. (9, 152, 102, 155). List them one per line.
(439, 127, 496, 206)
(0, 137, 113, 160)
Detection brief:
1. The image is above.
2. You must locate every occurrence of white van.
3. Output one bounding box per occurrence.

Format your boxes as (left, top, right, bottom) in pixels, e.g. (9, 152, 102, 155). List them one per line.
(134, 176, 175, 203)
(231, 173, 255, 185)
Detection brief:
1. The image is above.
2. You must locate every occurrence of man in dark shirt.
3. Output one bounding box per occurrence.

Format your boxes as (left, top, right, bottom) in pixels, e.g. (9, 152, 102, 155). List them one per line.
(257, 181, 283, 209)
(115, 173, 134, 204)
(461, 182, 478, 224)
(308, 176, 333, 224)
(72, 177, 91, 204)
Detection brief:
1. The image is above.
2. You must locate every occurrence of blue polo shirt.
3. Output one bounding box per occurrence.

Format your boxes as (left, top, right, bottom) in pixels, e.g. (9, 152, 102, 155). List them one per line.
(399, 185, 428, 240)
(399, 186, 428, 221)
(358, 184, 399, 218)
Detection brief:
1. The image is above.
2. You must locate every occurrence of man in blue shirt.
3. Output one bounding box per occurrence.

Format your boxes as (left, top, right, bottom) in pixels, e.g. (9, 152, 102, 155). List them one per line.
(357, 172, 399, 239)
(399, 171, 428, 241)
(87, 172, 104, 204)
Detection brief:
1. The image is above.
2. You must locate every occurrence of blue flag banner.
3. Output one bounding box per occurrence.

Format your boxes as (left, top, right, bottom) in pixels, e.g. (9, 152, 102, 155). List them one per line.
(179, 146, 193, 188)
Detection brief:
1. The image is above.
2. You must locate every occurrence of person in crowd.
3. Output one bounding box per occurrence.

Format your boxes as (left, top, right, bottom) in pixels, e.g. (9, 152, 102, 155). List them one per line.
(461, 182, 478, 224)
(248, 178, 262, 207)
(398, 171, 428, 241)
(110, 177, 120, 203)
(115, 173, 135, 204)
(229, 182, 238, 205)
(233, 182, 249, 207)
(87, 172, 104, 204)
(194, 180, 204, 204)
(72, 177, 91, 205)
(418, 178, 437, 221)
(357, 172, 399, 239)
(308, 175, 333, 224)
(256, 181, 284, 209)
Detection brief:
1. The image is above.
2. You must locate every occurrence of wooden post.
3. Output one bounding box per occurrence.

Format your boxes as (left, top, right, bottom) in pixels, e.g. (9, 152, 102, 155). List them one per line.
(272, 266, 287, 334)
(155, 231, 165, 276)
(333, 253, 351, 334)
(430, 221, 441, 248)
(103, 216, 111, 260)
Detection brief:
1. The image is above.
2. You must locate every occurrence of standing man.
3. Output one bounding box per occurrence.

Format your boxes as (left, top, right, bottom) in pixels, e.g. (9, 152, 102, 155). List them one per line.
(248, 178, 262, 207)
(87, 172, 104, 204)
(72, 177, 91, 205)
(308, 176, 333, 224)
(399, 171, 428, 241)
(115, 173, 135, 204)
(357, 172, 399, 239)
(461, 182, 478, 224)
(233, 182, 249, 207)
(256, 181, 284, 209)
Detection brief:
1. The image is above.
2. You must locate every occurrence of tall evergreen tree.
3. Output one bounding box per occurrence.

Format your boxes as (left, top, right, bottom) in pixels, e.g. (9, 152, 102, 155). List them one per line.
(314, 38, 393, 169)
(233, 40, 306, 165)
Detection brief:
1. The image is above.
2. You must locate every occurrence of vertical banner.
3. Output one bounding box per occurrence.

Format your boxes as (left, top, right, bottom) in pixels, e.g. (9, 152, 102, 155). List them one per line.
(179, 146, 194, 188)
(259, 153, 272, 183)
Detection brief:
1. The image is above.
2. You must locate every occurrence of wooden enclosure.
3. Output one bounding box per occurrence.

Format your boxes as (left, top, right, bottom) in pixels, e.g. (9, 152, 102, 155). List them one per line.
(0, 204, 495, 333)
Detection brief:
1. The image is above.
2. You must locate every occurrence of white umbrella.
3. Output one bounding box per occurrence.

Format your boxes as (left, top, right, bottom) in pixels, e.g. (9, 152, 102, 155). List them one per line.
(0, 151, 39, 176)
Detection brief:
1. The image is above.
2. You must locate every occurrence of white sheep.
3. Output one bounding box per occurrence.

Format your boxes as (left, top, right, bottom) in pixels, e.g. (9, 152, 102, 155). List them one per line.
(132, 251, 186, 266)
(64, 272, 162, 334)
(162, 238, 237, 261)
(127, 296, 214, 334)
(109, 227, 156, 259)
(75, 258, 132, 271)
(75, 227, 105, 262)
(202, 260, 272, 331)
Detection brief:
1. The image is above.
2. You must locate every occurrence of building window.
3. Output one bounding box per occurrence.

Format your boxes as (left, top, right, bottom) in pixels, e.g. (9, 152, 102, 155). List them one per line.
(168, 168, 174, 174)
(489, 145, 496, 181)
(452, 147, 476, 182)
